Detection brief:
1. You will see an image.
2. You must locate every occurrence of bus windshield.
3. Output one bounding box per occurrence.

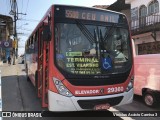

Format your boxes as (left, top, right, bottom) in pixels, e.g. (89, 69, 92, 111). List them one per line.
(55, 21, 132, 75)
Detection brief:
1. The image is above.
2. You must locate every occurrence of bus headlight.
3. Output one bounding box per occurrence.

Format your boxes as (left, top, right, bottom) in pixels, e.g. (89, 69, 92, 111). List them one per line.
(53, 77, 73, 97)
(126, 76, 134, 92)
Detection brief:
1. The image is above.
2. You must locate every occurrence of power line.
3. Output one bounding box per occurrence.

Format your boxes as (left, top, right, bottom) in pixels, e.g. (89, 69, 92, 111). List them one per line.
(21, 0, 23, 15)
(20, 0, 24, 34)
(18, 18, 39, 22)
(25, 0, 29, 15)
(20, 0, 24, 27)
(23, 0, 29, 30)
(6, 0, 10, 15)
(17, 28, 32, 31)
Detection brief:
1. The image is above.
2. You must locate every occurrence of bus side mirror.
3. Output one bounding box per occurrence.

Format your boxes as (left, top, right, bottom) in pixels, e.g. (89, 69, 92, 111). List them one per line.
(42, 25, 51, 41)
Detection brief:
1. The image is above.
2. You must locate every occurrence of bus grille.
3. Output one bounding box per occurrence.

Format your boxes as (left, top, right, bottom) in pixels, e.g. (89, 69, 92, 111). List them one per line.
(77, 96, 123, 109)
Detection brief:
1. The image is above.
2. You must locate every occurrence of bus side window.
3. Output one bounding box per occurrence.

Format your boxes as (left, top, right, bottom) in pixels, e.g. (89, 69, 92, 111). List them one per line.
(30, 36, 34, 53)
(25, 41, 28, 53)
(28, 39, 31, 54)
(35, 32, 38, 62)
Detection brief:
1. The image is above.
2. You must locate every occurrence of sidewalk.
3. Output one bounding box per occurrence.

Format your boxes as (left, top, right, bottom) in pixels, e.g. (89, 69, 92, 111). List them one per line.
(0, 63, 18, 77)
(0, 59, 26, 113)
(0, 61, 3, 66)
(0, 59, 20, 77)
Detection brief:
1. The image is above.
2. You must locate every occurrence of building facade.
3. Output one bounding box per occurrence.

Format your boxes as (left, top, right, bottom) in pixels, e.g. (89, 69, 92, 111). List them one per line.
(107, 0, 131, 22)
(126, 0, 160, 55)
(0, 15, 13, 62)
(106, 0, 160, 55)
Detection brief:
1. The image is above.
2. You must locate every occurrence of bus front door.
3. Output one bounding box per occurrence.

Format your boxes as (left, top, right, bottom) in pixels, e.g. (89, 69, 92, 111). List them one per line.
(38, 29, 49, 108)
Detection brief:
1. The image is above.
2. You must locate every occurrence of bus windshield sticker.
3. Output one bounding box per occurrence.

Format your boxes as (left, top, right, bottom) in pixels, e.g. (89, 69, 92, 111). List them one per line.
(66, 52, 82, 56)
(102, 58, 112, 70)
(66, 57, 101, 74)
(57, 54, 65, 59)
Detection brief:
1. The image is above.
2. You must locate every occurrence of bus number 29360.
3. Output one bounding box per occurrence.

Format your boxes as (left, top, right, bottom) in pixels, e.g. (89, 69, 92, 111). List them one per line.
(107, 87, 124, 93)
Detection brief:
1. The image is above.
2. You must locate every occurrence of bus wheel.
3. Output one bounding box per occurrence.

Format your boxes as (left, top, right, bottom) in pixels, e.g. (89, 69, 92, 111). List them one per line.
(143, 91, 157, 107)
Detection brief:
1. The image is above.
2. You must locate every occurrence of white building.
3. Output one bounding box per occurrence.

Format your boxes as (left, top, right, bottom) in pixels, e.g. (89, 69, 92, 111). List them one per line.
(126, 0, 160, 55)
(107, 0, 160, 55)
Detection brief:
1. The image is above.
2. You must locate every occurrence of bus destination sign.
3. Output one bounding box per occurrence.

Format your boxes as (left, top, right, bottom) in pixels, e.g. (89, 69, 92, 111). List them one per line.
(65, 9, 120, 23)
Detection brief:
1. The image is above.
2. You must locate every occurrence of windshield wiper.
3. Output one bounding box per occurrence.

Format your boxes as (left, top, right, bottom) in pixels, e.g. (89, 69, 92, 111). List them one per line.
(103, 24, 116, 42)
(75, 20, 95, 44)
(94, 28, 100, 59)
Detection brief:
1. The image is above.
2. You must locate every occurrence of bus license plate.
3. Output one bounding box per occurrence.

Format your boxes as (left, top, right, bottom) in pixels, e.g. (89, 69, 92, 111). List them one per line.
(94, 103, 110, 110)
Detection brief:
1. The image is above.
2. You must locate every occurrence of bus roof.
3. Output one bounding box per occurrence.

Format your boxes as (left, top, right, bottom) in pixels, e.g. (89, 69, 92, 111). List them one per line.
(26, 4, 126, 43)
(52, 4, 126, 16)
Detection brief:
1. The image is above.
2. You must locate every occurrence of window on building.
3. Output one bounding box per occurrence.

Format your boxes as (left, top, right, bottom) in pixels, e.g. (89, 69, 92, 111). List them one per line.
(140, 5, 147, 17)
(139, 5, 147, 27)
(148, 0, 159, 15)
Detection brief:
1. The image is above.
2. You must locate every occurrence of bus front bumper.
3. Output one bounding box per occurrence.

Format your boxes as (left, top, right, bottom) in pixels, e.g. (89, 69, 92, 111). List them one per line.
(48, 89, 133, 111)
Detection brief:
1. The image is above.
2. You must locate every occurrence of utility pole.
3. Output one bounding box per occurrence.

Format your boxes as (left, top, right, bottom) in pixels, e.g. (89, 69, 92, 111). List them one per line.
(9, 0, 26, 65)
(11, 0, 17, 65)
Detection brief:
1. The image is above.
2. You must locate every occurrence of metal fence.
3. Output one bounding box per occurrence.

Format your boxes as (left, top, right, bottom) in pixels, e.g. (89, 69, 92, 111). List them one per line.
(130, 14, 160, 34)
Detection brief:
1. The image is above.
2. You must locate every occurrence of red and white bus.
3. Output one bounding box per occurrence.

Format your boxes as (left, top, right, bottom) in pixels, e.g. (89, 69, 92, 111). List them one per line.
(25, 4, 134, 111)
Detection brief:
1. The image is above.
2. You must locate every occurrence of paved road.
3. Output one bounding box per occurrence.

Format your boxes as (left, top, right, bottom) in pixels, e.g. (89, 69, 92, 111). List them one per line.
(1, 63, 122, 120)
(1, 60, 160, 120)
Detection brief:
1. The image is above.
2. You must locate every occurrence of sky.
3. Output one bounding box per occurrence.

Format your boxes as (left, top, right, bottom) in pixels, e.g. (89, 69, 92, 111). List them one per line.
(0, 0, 117, 55)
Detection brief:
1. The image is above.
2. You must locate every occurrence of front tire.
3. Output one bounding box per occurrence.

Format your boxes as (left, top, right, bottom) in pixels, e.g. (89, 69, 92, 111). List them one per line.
(143, 91, 157, 107)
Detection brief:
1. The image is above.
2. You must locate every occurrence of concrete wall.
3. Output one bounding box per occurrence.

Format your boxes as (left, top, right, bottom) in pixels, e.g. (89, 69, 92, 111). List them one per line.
(134, 32, 160, 55)
(134, 31, 160, 44)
